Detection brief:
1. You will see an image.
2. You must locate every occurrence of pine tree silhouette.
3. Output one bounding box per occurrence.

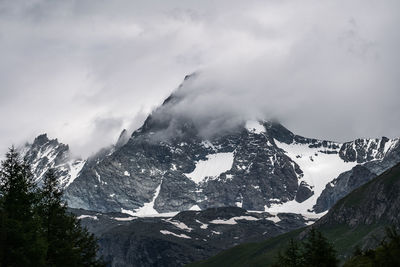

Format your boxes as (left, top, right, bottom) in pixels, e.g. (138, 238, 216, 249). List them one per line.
(0, 148, 105, 266)
(0, 147, 46, 266)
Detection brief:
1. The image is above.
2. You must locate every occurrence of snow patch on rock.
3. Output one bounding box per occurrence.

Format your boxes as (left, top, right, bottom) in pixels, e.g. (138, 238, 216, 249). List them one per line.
(77, 215, 98, 220)
(210, 216, 259, 225)
(185, 152, 234, 183)
(189, 205, 201, 211)
(195, 219, 209, 229)
(160, 230, 191, 239)
(164, 219, 193, 232)
(134, 182, 162, 216)
(65, 160, 86, 187)
(267, 140, 357, 214)
(113, 217, 136, 221)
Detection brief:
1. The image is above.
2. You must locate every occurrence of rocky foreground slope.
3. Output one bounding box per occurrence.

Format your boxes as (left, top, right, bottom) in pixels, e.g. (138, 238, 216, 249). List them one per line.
(190, 162, 400, 266)
(72, 207, 317, 267)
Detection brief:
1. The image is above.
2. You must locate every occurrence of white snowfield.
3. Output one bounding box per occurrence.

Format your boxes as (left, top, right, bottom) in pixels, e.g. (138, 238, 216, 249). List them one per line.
(120, 181, 163, 217)
(184, 152, 234, 184)
(65, 160, 86, 187)
(134, 183, 162, 216)
(266, 140, 358, 215)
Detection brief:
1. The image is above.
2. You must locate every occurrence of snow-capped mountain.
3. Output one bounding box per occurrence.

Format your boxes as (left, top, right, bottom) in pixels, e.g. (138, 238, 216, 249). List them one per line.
(64, 116, 398, 216)
(19, 134, 85, 188)
(58, 80, 398, 216)
(19, 77, 400, 217)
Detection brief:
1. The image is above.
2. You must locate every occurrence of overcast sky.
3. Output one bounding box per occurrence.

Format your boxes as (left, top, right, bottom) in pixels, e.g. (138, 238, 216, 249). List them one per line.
(1, 0, 399, 157)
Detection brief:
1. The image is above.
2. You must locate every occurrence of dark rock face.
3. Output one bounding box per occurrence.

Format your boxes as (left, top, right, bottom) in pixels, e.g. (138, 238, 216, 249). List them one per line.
(192, 163, 400, 266)
(317, 162, 400, 227)
(295, 181, 314, 203)
(61, 80, 400, 215)
(314, 165, 376, 212)
(21, 76, 400, 217)
(314, 140, 400, 213)
(18, 134, 85, 188)
(339, 137, 391, 163)
(64, 109, 400, 215)
(64, 117, 307, 213)
(73, 207, 316, 267)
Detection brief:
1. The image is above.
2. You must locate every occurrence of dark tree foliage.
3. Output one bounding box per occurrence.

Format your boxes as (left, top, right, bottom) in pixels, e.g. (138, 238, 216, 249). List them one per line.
(274, 239, 305, 267)
(302, 228, 338, 267)
(39, 169, 104, 267)
(0, 148, 104, 267)
(344, 227, 400, 267)
(274, 228, 338, 267)
(0, 147, 46, 266)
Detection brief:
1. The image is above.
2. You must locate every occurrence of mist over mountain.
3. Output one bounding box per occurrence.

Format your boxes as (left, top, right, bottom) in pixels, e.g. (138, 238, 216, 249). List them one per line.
(1, 0, 400, 157)
(17, 76, 400, 217)
(16, 85, 400, 265)
(2, 1, 400, 266)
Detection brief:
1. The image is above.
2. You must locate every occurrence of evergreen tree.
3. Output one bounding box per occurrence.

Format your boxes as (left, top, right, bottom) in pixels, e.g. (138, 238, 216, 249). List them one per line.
(0, 148, 104, 266)
(302, 228, 338, 267)
(38, 168, 104, 267)
(275, 238, 305, 267)
(0, 147, 46, 266)
(274, 229, 338, 267)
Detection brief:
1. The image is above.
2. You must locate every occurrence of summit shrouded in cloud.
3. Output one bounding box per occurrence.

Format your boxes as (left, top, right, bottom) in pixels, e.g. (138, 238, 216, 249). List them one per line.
(0, 0, 400, 156)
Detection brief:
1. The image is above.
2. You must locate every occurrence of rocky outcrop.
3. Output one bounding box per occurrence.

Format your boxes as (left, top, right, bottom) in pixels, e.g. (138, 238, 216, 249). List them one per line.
(19, 134, 85, 188)
(189, 163, 400, 266)
(64, 112, 400, 215)
(21, 76, 400, 217)
(73, 207, 316, 267)
(314, 139, 400, 213)
(314, 165, 376, 212)
(317, 162, 400, 227)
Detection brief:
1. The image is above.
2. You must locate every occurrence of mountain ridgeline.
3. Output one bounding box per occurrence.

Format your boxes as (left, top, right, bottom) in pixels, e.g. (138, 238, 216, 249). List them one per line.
(19, 78, 400, 217)
(13, 76, 400, 266)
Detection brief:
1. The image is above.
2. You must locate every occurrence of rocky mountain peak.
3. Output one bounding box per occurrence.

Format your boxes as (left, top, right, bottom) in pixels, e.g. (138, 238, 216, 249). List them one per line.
(18, 77, 400, 220)
(32, 133, 50, 145)
(19, 134, 85, 188)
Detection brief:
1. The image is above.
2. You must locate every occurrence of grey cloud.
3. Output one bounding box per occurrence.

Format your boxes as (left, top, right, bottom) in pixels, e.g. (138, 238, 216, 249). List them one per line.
(0, 0, 399, 157)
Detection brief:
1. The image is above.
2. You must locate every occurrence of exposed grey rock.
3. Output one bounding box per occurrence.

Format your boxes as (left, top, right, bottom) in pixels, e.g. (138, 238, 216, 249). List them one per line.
(314, 165, 376, 212)
(317, 162, 400, 227)
(72, 207, 316, 267)
(339, 137, 391, 163)
(64, 120, 306, 213)
(314, 139, 400, 213)
(295, 181, 314, 203)
(18, 134, 85, 188)
(64, 107, 399, 215)
(21, 76, 400, 217)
